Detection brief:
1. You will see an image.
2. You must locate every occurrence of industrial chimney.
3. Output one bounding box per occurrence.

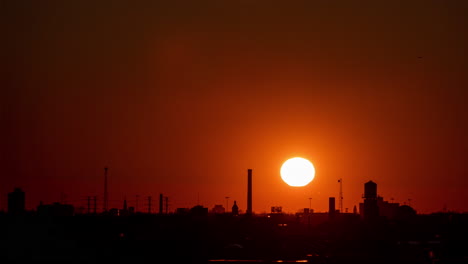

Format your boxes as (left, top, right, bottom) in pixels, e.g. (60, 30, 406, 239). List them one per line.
(329, 197, 336, 219)
(247, 169, 252, 215)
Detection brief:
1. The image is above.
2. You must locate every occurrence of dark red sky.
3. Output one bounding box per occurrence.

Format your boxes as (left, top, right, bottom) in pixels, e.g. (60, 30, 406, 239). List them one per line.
(2, 0, 468, 213)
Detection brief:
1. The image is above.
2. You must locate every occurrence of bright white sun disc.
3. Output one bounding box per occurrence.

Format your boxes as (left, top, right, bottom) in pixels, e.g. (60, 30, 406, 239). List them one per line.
(280, 157, 315, 187)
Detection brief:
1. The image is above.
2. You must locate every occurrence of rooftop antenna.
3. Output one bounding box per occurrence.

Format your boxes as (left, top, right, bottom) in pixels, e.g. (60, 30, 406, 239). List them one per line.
(104, 167, 109, 212)
(338, 178, 343, 213)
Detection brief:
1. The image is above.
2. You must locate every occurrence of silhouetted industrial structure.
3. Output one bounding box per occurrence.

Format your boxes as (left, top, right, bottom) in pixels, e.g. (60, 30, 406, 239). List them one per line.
(231, 200, 239, 216)
(120, 198, 129, 216)
(8, 188, 25, 215)
(328, 197, 335, 219)
(362, 180, 379, 220)
(247, 169, 252, 215)
(360, 180, 416, 221)
(0, 178, 465, 263)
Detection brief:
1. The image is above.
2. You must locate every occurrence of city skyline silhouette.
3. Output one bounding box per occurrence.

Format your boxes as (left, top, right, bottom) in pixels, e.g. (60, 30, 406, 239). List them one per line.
(3, 1, 468, 214)
(0, 169, 449, 216)
(3, 1, 468, 262)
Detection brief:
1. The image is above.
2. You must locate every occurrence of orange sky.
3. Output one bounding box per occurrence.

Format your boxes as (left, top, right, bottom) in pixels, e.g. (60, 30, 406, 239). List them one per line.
(2, 0, 468, 213)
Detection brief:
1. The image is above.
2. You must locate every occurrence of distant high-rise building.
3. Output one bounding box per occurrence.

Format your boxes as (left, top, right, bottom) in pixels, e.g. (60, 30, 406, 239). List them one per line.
(232, 201, 239, 216)
(8, 188, 25, 215)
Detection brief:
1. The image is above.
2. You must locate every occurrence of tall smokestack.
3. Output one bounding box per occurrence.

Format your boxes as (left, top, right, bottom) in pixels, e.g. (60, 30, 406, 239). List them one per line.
(329, 197, 335, 219)
(247, 169, 252, 215)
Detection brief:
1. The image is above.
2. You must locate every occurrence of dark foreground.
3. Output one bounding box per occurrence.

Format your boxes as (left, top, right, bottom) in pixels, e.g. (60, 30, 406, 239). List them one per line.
(0, 212, 466, 264)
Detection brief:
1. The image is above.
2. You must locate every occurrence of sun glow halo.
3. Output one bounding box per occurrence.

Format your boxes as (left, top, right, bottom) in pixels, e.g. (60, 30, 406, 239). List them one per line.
(280, 157, 315, 187)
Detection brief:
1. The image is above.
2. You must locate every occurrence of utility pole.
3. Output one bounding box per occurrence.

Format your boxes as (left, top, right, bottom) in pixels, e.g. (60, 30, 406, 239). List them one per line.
(308, 197, 312, 211)
(338, 178, 343, 213)
(165, 196, 169, 214)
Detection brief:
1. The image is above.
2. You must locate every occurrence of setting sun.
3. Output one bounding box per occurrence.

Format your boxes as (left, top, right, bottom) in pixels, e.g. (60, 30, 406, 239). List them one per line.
(280, 157, 316, 187)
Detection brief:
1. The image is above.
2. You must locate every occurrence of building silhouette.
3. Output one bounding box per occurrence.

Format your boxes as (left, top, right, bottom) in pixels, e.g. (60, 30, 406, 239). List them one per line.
(231, 200, 239, 216)
(176, 208, 190, 215)
(190, 205, 208, 216)
(359, 180, 416, 221)
(395, 204, 417, 220)
(361, 180, 379, 220)
(37, 202, 74, 217)
(120, 199, 129, 216)
(8, 188, 25, 215)
(376, 196, 399, 219)
(211, 204, 225, 214)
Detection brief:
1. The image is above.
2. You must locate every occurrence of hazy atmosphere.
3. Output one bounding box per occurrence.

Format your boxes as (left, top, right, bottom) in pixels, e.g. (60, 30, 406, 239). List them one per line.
(2, 0, 468, 214)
